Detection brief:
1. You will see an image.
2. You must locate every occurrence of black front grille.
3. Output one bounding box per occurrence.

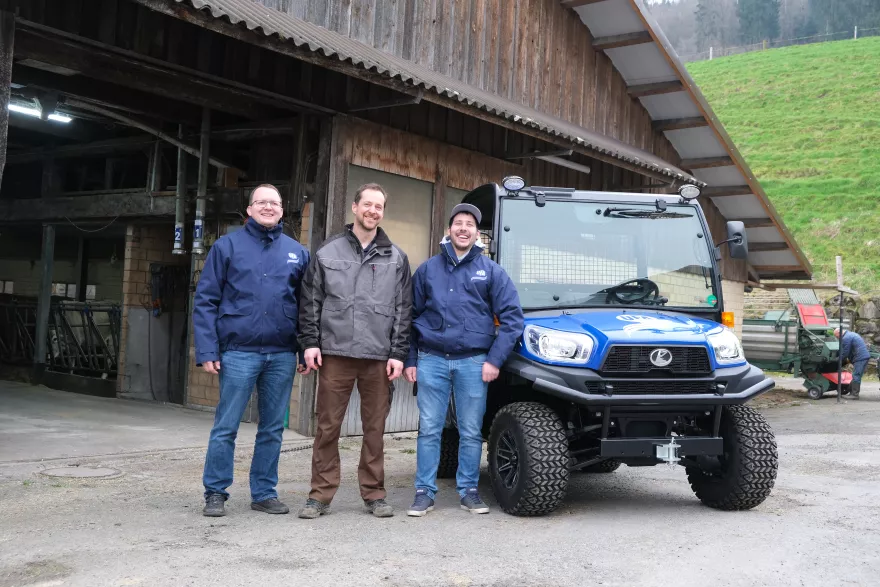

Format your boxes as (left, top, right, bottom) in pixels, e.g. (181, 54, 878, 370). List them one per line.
(601, 345, 711, 374)
(586, 381, 712, 395)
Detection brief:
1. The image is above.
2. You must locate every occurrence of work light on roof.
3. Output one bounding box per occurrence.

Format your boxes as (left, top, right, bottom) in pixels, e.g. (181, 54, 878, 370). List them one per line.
(679, 184, 701, 200)
(502, 176, 526, 192)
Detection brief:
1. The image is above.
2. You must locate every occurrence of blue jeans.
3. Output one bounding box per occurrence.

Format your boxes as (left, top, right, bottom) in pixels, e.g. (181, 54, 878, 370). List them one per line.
(415, 352, 489, 499)
(203, 350, 296, 502)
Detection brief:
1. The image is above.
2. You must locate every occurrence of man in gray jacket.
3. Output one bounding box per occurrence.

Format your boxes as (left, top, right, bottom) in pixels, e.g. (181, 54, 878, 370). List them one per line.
(297, 183, 412, 519)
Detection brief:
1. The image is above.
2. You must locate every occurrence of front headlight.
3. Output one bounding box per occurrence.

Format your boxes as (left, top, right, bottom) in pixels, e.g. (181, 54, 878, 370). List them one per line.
(707, 328, 745, 365)
(524, 325, 594, 364)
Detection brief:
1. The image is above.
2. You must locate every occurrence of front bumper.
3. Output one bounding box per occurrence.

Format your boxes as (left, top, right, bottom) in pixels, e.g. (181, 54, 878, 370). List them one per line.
(505, 355, 774, 407)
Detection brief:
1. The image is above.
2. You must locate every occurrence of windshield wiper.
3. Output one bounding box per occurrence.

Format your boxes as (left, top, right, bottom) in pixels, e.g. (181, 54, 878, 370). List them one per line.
(603, 207, 691, 219)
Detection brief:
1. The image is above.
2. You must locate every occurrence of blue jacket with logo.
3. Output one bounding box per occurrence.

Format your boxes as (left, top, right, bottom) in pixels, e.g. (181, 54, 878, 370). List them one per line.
(406, 239, 524, 369)
(193, 218, 310, 365)
(840, 330, 871, 362)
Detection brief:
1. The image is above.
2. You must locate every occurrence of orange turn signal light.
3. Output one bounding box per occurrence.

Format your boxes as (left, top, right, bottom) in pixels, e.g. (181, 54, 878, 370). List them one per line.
(721, 312, 735, 328)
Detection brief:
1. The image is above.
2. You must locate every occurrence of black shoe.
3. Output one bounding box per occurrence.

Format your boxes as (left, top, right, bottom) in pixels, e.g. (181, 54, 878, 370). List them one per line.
(203, 494, 226, 517)
(364, 498, 394, 518)
(251, 498, 290, 514)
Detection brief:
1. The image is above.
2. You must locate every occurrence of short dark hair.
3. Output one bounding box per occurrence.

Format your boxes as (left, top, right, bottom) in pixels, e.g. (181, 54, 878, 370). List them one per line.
(249, 184, 282, 205)
(354, 183, 388, 204)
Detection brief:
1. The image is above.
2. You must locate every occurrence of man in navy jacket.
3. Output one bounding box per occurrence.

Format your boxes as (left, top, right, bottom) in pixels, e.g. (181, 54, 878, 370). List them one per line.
(193, 184, 310, 517)
(834, 328, 871, 399)
(404, 203, 523, 516)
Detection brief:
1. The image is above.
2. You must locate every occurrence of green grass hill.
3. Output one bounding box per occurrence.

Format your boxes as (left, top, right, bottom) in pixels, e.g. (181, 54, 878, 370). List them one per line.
(688, 36, 880, 293)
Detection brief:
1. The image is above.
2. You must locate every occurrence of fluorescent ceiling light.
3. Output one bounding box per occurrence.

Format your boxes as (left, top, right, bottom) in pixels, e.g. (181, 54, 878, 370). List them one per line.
(9, 103, 72, 123)
(536, 155, 591, 175)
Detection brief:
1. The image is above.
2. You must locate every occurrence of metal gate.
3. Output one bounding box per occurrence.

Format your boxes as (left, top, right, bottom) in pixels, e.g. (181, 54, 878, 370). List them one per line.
(338, 379, 419, 436)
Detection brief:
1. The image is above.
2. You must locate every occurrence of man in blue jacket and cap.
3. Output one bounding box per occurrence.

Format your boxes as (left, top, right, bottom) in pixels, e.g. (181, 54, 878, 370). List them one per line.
(834, 327, 871, 399)
(404, 202, 523, 517)
(193, 184, 310, 517)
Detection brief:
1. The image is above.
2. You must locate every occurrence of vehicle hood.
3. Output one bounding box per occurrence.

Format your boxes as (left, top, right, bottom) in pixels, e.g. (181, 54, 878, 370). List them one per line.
(518, 308, 728, 370)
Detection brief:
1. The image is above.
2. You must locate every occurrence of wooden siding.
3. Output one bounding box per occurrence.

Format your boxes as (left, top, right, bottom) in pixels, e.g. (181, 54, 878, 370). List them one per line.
(252, 0, 681, 166)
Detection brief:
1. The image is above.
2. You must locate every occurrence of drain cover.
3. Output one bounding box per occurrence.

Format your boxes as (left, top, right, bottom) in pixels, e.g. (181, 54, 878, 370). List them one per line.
(40, 466, 122, 479)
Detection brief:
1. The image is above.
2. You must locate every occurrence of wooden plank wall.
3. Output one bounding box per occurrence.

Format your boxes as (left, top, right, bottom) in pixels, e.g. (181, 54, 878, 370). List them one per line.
(255, 0, 681, 165)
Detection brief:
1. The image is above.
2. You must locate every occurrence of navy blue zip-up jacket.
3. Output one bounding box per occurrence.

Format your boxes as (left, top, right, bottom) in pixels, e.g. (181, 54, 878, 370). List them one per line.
(193, 218, 310, 365)
(840, 330, 871, 363)
(406, 239, 524, 369)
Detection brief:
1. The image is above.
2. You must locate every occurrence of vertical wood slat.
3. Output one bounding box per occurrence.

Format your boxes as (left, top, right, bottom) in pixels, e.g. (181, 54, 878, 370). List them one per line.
(450, 0, 469, 83)
(351, 0, 376, 46)
(0, 10, 12, 193)
(466, 0, 485, 88)
(513, 0, 529, 105)
(329, 0, 352, 35)
(481, 0, 498, 95)
(498, 0, 517, 100)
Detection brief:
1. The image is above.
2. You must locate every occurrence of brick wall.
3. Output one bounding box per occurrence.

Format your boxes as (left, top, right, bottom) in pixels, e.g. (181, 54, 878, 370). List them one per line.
(117, 224, 189, 393)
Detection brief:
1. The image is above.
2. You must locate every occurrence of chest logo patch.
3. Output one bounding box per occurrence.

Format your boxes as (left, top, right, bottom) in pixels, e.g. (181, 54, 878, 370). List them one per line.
(287, 252, 299, 264)
(471, 269, 487, 281)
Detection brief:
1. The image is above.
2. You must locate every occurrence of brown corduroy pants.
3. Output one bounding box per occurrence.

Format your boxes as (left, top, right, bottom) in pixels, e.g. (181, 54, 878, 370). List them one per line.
(309, 355, 391, 503)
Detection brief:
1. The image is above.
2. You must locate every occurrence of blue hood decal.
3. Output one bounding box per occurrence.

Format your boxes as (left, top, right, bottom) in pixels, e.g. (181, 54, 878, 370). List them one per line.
(519, 308, 729, 370)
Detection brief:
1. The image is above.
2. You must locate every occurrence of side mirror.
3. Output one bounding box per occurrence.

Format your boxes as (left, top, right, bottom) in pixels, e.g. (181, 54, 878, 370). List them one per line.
(726, 221, 748, 259)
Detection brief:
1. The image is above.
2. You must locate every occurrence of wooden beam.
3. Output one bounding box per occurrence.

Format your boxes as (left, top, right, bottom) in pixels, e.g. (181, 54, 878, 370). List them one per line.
(750, 242, 789, 252)
(0, 192, 175, 222)
(505, 148, 574, 160)
(652, 117, 709, 132)
(0, 10, 12, 192)
(592, 31, 653, 51)
(64, 99, 242, 174)
(561, 0, 609, 7)
(701, 185, 752, 197)
(737, 218, 775, 228)
(752, 265, 807, 273)
(627, 80, 683, 98)
(680, 156, 734, 169)
(6, 135, 156, 165)
(13, 66, 202, 125)
(15, 21, 332, 120)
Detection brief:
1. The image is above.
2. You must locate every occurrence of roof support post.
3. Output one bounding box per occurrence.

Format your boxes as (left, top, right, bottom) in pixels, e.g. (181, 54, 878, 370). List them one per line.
(191, 108, 210, 256)
(34, 224, 55, 374)
(0, 10, 13, 193)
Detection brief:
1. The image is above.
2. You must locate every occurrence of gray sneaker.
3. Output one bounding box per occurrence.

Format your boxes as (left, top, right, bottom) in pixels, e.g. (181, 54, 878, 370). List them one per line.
(298, 498, 331, 519)
(364, 498, 394, 518)
(406, 489, 435, 517)
(460, 488, 490, 514)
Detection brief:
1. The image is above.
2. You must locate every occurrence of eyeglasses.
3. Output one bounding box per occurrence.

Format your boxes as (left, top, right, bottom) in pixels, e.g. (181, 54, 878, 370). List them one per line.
(251, 200, 282, 209)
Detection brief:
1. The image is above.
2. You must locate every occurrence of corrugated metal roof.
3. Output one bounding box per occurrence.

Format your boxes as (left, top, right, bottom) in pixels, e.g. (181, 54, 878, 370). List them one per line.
(138, 0, 699, 185)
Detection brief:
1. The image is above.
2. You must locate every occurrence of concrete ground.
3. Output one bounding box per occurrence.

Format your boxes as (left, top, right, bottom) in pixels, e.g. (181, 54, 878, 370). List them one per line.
(2, 379, 880, 587)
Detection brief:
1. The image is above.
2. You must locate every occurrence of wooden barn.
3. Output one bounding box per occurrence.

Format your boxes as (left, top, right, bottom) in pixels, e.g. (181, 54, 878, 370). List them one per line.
(0, 0, 811, 434)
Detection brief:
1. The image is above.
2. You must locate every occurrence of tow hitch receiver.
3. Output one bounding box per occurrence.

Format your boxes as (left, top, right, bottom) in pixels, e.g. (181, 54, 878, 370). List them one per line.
(655, 436, 680, 464)
(600, 437, 723, 461)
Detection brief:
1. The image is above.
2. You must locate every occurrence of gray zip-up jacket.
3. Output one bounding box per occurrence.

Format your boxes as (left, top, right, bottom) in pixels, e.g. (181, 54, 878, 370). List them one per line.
(298, 225, 412, 361)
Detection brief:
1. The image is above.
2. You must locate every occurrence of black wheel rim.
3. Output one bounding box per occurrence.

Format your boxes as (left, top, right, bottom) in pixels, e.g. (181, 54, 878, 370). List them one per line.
(495, 430, 520, 489)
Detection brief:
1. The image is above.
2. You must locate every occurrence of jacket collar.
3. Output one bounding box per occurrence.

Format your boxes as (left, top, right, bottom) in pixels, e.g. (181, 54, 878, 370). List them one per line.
(345, 224, 393, 254)
(244, 217, 283, 241)
(440, 236, 484, 267)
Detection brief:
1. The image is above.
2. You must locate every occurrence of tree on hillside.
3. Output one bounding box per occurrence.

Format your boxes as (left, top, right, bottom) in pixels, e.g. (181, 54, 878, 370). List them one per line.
(738, 0, 781, 43)
(809, 0, 880, 34)
(645, 0, 700, 55)
(696, 0, 739, 50)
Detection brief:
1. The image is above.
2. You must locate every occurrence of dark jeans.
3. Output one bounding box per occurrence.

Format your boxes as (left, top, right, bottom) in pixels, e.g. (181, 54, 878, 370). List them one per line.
(852, 358, 869, 385)
(203, 351, 296, 502)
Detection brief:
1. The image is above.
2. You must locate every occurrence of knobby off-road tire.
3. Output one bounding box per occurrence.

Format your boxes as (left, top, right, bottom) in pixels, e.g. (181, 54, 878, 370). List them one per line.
(488, 402, 570, 517)
(686, 405, 778, 511)
(436, 427, 459, 479)
(582, 459, 621, 473)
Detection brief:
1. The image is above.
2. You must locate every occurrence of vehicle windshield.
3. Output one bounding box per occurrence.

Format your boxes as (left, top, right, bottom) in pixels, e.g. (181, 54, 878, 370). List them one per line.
(498, 198, 718, 311)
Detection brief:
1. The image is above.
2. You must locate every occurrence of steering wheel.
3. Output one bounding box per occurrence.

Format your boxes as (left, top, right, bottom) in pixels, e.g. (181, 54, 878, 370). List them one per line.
(603, 278, 661, 305)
